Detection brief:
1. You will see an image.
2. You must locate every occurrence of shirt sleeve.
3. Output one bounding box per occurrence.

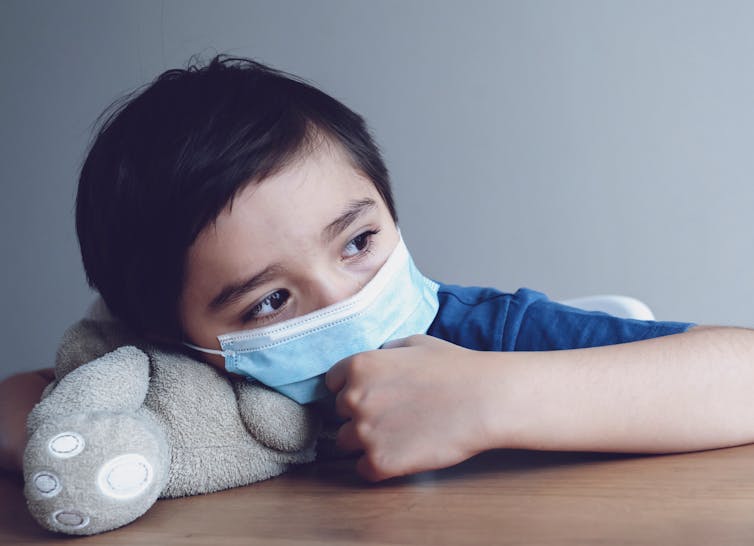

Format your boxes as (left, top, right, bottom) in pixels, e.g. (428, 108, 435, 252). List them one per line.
(502, 288, 695, 351)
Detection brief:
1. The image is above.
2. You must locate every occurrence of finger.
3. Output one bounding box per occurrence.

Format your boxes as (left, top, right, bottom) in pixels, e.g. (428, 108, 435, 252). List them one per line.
(356, 454, 390, 482)
(325, 355, 352, 393)
(335, 420, 364, 453)
(333, 387, 355, 419)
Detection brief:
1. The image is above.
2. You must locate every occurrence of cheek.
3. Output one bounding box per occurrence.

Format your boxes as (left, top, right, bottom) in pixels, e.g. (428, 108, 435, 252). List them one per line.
(178, 302, 229, 372)
(178, 284, 225, 343)
(352, 233, 398, 290)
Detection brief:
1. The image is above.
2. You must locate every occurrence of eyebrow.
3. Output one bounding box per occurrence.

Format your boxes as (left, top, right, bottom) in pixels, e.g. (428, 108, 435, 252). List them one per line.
(322, 198, 376, 244)
(207, 263, 285, 313)
(207, 197, 377, 314)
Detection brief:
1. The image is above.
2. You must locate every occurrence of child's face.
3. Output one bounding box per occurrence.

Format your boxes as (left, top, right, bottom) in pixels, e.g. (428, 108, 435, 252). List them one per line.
(178, 140, 400, 371)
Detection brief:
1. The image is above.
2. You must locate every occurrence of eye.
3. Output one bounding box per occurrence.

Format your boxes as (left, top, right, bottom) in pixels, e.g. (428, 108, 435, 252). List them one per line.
(242, 289, 290, 323)
(343, 229, 379, 259)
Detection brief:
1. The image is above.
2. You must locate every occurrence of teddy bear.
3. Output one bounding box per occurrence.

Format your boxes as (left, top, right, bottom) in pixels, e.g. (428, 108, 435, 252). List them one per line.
(22, 304, 323, 536)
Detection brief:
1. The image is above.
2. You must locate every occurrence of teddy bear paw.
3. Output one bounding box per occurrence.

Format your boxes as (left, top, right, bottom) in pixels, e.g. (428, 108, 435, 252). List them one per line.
(24, 411, 170, 535)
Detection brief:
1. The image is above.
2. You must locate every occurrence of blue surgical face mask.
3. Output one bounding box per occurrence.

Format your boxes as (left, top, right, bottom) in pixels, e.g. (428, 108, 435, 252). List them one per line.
(184, 234, 440, 404)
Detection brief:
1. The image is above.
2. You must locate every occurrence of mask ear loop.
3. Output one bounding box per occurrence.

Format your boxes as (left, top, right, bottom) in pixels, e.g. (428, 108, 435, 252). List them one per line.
(182, 341, 235, 358)
(183, 341, 255, 382)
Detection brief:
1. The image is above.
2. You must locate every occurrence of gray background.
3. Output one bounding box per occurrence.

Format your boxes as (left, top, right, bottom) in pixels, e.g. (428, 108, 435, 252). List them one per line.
(1, 0, 753, 379)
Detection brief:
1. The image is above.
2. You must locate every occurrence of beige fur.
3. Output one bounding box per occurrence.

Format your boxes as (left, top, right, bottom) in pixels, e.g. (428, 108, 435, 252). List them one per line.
(23, 317, 321, 535)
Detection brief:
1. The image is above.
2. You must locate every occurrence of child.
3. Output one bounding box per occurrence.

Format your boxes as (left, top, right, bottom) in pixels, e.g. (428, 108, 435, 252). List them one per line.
(2, 55, 754, 482)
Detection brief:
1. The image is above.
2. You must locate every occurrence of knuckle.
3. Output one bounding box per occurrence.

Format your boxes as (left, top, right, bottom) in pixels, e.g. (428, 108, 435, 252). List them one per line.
(340, 389, 362, 413)
(354, 420, 373, 443)
(335, 387, 360, 417)
(349, 352, 372, 374)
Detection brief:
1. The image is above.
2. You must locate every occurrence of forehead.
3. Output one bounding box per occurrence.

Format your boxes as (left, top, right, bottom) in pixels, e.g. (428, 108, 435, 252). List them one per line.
(185, 141, 384, 274)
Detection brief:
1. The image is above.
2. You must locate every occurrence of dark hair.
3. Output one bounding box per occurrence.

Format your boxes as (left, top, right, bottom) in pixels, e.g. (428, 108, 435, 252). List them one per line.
(76, 54, 395, 342)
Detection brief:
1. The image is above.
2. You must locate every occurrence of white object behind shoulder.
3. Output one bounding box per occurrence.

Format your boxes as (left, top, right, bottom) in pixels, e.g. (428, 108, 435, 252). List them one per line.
(559, 295, 656, 321)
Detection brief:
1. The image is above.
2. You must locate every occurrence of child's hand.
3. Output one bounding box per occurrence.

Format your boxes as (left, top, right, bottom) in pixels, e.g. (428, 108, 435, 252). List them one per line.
(325, 335, 503, 482)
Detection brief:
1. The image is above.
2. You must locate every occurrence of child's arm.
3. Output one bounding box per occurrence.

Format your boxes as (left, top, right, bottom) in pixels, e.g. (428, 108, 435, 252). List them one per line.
(326, 326, 754, 481)
(0, 369, 54, 473)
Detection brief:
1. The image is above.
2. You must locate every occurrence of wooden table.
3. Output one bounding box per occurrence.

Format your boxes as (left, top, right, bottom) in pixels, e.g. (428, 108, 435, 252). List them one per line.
(3, 445, 754, 545)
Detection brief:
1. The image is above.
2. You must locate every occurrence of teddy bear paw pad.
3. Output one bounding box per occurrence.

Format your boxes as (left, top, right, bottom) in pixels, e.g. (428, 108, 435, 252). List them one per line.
(48, 431, 85, 458)
(31, 471, 62, 497)
(52, 509, 90, 530)
(97, 453, 153, 499)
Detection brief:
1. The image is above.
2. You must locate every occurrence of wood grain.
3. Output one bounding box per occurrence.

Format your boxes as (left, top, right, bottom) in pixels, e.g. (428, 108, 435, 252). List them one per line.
(4, 444, 754, 545)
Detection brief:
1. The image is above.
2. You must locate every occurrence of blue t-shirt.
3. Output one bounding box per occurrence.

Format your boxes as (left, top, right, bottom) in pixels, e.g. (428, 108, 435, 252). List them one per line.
(426, 284, 694, 351)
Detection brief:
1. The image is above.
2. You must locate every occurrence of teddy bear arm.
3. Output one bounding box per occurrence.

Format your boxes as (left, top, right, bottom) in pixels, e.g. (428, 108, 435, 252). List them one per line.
(234, 381, 321, 453)
(27, 346, 151, 436)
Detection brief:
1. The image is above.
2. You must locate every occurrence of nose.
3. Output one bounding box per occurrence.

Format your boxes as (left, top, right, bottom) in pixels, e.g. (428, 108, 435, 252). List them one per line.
(306, 269, 362, 311)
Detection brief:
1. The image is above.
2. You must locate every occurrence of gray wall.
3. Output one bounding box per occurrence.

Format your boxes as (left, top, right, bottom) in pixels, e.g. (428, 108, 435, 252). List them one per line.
(2, 0, 753, 379)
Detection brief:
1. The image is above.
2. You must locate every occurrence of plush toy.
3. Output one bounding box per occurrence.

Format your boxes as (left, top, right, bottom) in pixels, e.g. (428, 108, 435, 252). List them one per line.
(22, 308, 323, 536)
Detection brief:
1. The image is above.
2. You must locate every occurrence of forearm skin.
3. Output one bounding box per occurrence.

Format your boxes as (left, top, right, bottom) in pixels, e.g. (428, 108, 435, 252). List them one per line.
(480, 326, 754, 454)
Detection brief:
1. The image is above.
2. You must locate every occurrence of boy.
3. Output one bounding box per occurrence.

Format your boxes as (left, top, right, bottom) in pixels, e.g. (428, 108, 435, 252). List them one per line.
(2, 55, 754, 482)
